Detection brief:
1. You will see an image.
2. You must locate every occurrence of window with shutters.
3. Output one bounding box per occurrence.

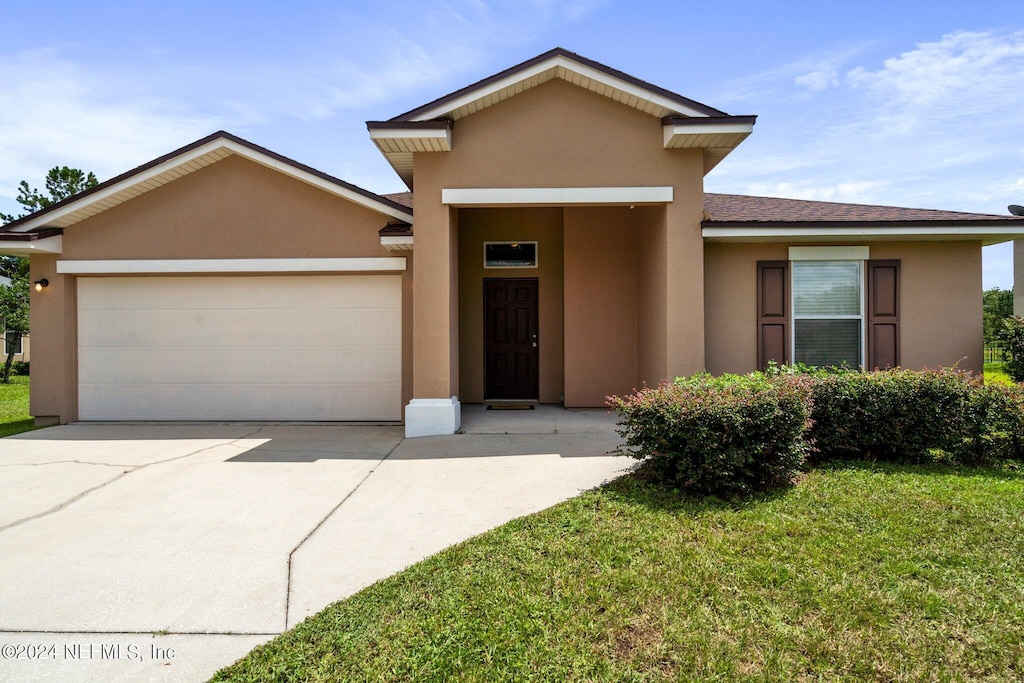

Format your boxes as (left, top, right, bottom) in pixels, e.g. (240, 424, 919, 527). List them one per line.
(757, 254, 899, 372)
(791, 261, 864, 368)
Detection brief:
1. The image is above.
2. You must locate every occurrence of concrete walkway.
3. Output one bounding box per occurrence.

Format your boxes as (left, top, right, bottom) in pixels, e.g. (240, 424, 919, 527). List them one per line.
(0, 408, 626, 682)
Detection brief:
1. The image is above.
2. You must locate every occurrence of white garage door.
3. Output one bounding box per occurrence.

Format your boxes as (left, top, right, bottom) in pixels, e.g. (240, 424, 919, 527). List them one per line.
(77, 275, 402, 421)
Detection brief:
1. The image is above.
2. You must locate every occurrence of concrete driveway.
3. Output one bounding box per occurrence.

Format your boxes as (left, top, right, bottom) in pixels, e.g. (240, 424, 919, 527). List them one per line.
(0, 408, 627, 682)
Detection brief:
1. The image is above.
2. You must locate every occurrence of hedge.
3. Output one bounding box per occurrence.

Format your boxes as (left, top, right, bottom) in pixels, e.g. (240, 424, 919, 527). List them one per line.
(608, 368, 1024, 496)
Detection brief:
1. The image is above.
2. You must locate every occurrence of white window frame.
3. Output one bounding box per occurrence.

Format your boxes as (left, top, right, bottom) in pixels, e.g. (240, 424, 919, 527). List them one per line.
(790, 259, 867, 369)
(3, 330, 22, 356)
(483, 241, 539, 269)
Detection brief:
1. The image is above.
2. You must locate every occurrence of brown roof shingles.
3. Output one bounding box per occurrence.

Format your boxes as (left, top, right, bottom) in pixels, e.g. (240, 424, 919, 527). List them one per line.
(382, 190, 1021, 227)
(703, 193, 1022, 224)
(383, 191, 413, 209)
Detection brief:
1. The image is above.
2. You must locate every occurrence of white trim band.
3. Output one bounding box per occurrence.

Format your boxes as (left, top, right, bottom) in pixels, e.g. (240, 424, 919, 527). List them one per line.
(56, 257, 407, 275)
(442, 187, 673, 206)
(789, 246, 869, 261)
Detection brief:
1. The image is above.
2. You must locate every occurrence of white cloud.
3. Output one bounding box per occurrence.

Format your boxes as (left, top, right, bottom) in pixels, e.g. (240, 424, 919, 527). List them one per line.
(0, 49, 222, 204)
(847, 30, 1024, 113)
(0, 0, 605, 206)
(711, 29, 1024, 211)
(794, 66, 840, 92)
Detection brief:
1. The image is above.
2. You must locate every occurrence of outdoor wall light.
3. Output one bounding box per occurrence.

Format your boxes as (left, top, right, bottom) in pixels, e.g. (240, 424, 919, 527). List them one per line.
(33, 279, 48, 292)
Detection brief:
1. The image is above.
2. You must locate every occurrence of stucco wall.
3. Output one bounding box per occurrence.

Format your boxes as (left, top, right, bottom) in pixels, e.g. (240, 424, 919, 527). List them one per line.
(457, 207, 564, 404)
(563, 206, 638, 406)
(704, 241, 984, 376)
(29, 155, 411, 422)
(411, 77, 706, 400)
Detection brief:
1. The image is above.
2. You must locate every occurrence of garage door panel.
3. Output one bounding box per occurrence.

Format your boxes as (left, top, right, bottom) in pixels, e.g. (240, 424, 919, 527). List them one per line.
(79, 276, 402, 311)
(79, 307, 400, 348)
(77, 276, 402, 421)
(81, 346, 402, 385)
(79, 386, 401, 421)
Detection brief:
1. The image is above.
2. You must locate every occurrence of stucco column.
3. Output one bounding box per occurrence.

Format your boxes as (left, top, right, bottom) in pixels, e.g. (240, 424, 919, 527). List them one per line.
(29, 255, 76, 425)
(405, 193, 461, 437)
(664, 153, 707, 379)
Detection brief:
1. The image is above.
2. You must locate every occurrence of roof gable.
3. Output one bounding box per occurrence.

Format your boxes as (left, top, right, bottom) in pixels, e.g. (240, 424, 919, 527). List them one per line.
(389, 47, 728, 123)
(5, 132, 414, 233)
(368, 48, 756, 188)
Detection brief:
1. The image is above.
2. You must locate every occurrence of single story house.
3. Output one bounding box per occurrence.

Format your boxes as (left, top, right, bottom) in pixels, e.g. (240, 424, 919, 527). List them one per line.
(3, 48, 1023, 436)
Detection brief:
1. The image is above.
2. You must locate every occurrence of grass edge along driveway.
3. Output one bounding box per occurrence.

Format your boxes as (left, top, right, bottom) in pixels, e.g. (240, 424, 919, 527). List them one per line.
(213, 462, 1024, 682)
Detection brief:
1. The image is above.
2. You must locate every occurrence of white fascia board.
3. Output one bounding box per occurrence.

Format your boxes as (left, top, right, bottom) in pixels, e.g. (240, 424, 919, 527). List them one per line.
(663, 122, 754, 146)
(380, 236, 414, 251)
(0, 236, 63, 256)
(703, 225, 1024, 239)
(11, 139, 413, 233)
(56, 257, 407, 275)
(369, 127, 451, 141)
(789, 246, 870, 261)
(410, 55, 709, 122)
(442, 187, 673, 206)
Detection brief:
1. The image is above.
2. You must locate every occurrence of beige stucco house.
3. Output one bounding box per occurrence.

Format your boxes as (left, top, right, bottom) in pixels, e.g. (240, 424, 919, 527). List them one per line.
(3, 48, 1024, 436)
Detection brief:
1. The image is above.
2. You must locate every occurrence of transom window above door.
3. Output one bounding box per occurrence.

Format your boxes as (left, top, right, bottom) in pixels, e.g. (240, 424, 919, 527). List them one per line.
(484, 241, 538, 268)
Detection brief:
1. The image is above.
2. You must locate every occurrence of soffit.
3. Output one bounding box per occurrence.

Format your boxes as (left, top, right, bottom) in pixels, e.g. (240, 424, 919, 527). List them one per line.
(6, 132, 414, 233)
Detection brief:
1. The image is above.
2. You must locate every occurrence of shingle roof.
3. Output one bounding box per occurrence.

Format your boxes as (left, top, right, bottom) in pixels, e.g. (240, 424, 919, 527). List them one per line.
(703, 193, 1021, 225)
(383, 192, 413, 209)
(383, 190, 1022, 227)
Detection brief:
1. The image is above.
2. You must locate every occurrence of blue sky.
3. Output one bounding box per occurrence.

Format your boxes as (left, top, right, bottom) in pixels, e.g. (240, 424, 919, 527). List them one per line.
(2, 1, 1022, 287)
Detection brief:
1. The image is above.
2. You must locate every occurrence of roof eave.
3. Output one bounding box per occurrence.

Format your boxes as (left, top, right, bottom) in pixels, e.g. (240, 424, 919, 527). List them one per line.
(702, 219, 1024, 245)
(6, 132, 414, 232)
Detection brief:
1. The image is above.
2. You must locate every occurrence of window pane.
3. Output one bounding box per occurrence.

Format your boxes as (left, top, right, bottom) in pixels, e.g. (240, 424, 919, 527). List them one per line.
(4, 331, 20, 355)
(794, 319, 860, 367)
(793, 262, 860, 315)
(485, 242, 537, 268)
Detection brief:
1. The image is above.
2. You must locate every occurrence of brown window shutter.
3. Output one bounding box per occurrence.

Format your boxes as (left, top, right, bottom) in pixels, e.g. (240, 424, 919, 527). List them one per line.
(757, 261, 788, 370)
(867, 260, 900, 369)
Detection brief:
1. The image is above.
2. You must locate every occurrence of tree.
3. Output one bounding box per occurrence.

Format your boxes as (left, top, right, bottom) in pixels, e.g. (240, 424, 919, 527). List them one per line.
(0, 166, 99, 224)
(0, 166, 98, 382)
(983, 287, 1015, 349)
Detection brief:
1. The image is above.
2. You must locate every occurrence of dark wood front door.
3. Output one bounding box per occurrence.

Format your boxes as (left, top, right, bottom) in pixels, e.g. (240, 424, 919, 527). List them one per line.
(484, 278, 539, 400)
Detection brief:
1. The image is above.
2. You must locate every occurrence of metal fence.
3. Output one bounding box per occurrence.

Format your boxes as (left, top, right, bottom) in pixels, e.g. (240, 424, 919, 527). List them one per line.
(985, 344, 1008, 363)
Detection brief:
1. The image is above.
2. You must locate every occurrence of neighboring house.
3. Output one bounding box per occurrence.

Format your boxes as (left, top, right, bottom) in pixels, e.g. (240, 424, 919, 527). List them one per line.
(0, 275, 30, 364)
(2, 48, 1023, 434)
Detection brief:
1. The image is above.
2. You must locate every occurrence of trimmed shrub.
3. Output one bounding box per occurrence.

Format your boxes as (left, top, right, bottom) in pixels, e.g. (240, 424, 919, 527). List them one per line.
(10, 361, 28, 376)
(999, 315, 1024, 382)
(955, 382, 1024, 465)
(608, 374, 812, 496)
(807, 368, 976, 463)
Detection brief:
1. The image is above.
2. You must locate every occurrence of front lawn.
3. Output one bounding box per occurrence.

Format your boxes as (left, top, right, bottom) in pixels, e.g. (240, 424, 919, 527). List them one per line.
(0, 375, 38, 438)
(985, 361, 1014, 386)
(214, 464, 1024, 682)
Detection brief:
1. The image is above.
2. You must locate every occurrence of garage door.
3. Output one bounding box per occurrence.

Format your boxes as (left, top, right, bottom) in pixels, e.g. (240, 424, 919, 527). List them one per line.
(77, 275, 401, 421)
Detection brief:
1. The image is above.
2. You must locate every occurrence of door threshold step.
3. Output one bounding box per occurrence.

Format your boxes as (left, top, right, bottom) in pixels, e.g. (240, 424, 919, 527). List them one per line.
(484, 400, 537, 410)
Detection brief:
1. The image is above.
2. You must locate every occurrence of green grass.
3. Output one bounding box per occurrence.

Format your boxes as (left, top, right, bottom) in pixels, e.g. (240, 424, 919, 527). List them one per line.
(214, 464, 1024, 682)
(0, 375, 38, 438)
(984, 361, 1014, 386)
